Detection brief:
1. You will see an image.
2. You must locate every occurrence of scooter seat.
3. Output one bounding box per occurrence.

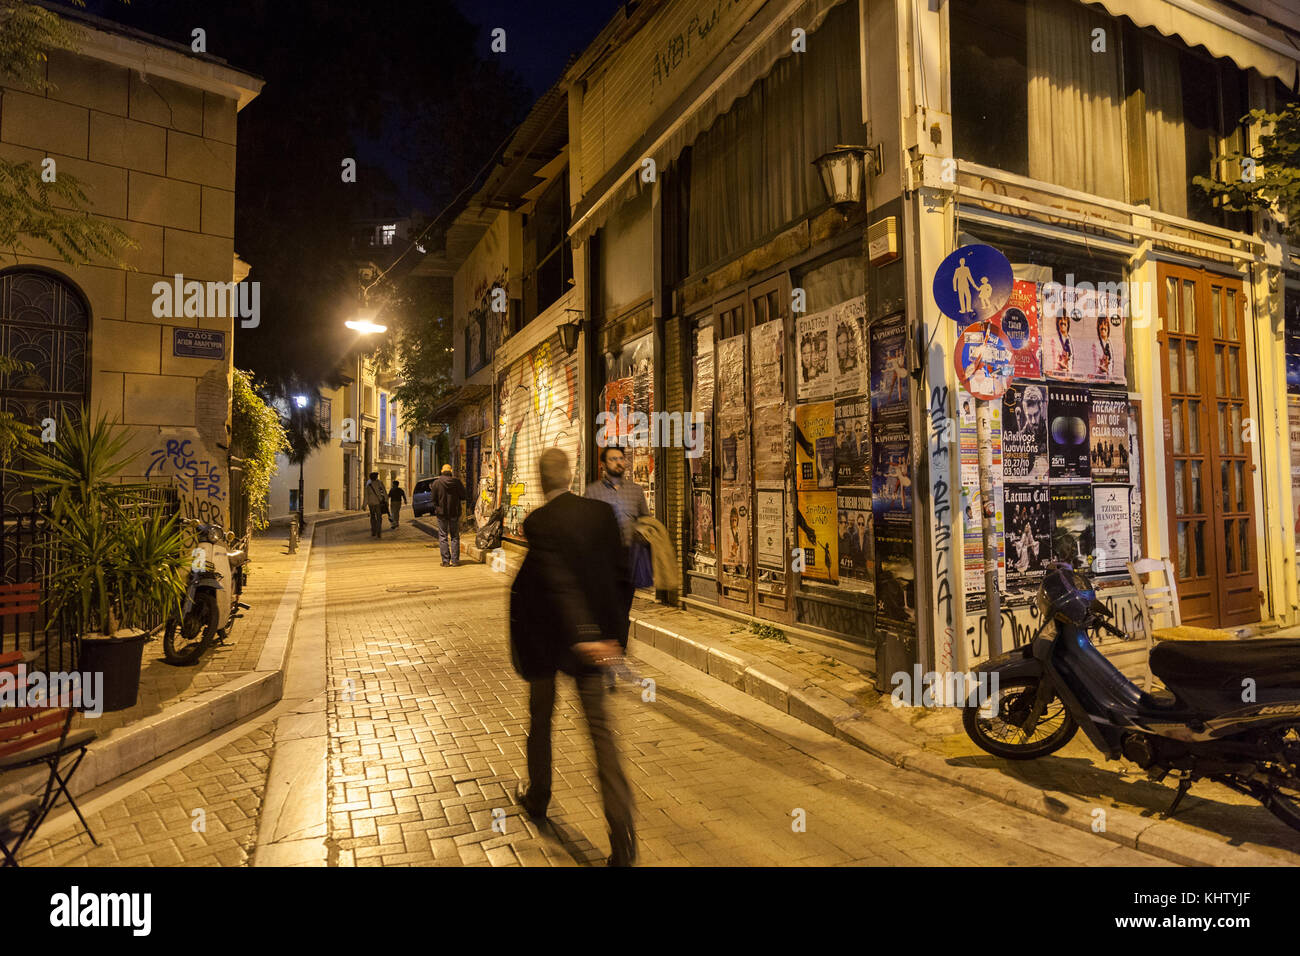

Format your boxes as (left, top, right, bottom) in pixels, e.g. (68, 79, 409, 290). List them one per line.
(1150, 638, 1300, 712)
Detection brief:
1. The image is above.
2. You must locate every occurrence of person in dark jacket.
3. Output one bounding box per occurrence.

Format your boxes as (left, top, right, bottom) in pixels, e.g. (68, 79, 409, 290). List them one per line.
(388, 479, 407, 528)
(509, 447, 636, 866)
(430, 464, 466, 566)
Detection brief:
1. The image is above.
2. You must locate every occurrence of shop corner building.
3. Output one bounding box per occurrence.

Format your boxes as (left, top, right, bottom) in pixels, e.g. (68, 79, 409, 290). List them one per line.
(445, 0, 1300, 683)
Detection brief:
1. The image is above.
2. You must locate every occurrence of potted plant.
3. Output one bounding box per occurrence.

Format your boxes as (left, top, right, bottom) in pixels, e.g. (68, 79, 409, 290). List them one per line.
(17, 413, 188, 711)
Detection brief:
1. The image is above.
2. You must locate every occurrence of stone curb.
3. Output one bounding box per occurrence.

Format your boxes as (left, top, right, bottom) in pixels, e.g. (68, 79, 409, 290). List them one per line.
(630, 612, 1284, 868)
(58, 517, 325, 799)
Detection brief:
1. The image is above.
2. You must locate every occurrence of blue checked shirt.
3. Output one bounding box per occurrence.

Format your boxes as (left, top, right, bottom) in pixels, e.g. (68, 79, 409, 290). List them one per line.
(585, 475, 649, 548)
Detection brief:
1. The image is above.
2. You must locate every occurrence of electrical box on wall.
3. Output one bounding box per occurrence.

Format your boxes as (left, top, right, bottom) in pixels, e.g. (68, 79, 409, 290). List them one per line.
(868, 216, 898, 266)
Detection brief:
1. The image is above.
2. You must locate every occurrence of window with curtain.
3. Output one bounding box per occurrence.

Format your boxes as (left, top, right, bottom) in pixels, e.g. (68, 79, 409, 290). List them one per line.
(952, 0, 1126, 200)
(1137, 30, 1249, 226)
(685, 0, 862, 276)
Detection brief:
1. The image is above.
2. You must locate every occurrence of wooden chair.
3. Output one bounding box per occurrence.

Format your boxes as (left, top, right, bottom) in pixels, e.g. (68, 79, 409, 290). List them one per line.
(0, 650, 97, 866)
(1127, 557, 1238, 690)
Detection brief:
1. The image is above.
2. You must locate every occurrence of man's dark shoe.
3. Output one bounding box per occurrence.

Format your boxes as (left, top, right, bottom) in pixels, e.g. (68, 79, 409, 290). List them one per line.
(441, 562, 450, 568)
(450, 561, 461, 567)
(514, 783, 547, 823)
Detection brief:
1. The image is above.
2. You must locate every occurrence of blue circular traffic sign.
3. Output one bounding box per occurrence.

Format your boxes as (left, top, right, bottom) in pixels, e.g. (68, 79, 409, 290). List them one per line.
(933, 244, 1014, 325)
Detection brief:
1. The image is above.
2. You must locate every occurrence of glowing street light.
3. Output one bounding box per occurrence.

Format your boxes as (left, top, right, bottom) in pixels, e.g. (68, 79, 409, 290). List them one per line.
(345, 316, 384, 335)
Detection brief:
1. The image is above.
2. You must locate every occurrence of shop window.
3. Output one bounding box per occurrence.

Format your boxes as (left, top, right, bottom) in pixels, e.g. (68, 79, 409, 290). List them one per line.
(796, 253, 867, 315)
(525, 170, 573, 323)
(1133, 27, 1250, 227)
(952, 0, 1125, 200)
(685, 0, 862, 274)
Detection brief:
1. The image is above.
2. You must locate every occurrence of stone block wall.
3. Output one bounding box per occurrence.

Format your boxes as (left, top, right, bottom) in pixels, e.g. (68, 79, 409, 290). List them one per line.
(1, 45, 242, 530)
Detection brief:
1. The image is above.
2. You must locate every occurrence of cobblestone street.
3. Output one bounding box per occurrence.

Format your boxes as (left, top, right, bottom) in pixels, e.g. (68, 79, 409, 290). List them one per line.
(28, 517, 1169, 867)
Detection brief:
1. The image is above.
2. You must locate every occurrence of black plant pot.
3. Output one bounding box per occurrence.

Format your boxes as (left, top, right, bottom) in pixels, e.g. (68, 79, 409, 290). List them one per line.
(78, 632, 148, 713)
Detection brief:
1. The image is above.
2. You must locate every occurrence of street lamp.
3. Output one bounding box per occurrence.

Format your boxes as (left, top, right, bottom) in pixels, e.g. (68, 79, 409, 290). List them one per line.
(558, 309, 584, 356)
(812, 145, 880, 219)
(294, 394, 308, 527)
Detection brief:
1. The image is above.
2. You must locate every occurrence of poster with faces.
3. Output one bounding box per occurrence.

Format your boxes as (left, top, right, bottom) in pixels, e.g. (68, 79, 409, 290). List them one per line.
(1042, 285, 1127, 386)
(829, 296, 868, 398)
(796, 311, 834, 401)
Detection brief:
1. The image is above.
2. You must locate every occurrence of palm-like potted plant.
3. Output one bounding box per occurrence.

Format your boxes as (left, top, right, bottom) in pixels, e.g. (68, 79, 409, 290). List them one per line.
(17, 412, 188, 711)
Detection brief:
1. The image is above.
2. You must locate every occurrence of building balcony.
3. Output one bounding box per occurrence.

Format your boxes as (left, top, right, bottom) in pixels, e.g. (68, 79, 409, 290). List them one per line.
(377, 441, 407, 464)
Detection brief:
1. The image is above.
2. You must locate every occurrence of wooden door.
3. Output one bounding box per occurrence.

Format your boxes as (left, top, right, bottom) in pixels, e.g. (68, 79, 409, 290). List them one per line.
(1158, 264, 1259, 627)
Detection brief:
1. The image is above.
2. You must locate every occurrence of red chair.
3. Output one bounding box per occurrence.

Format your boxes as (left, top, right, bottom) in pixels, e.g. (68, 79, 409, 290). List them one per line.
(0, 649, 97, 866)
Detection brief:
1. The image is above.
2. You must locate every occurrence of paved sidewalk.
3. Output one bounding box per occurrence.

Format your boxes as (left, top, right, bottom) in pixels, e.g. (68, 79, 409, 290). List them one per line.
(71, 525, 296, 740)
(628, 600, 1300, 866)
(318, 520, 1161, 866)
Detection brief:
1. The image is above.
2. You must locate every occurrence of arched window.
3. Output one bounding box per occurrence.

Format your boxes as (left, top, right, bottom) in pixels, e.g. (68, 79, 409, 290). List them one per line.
(1, 268, 90, 506)
(0, 267, 90, 430)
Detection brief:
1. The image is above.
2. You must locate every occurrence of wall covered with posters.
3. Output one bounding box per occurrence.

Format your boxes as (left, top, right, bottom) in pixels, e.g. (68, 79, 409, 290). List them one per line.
(598, 332, 656, 516)
(956, 265, 1144, 632)
(496, 335, 582, 538)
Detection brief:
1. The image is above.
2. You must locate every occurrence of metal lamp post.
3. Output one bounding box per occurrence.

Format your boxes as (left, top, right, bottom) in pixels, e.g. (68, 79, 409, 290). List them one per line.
(293, 394, 308, 529)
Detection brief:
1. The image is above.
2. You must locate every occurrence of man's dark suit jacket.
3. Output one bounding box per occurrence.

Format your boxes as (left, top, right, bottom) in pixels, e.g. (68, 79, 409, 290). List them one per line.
(509, 491, 630, 680)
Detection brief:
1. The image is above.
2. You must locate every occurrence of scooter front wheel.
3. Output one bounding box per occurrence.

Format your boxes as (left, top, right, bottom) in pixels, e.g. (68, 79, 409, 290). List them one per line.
(163, 591, 219, 665)
(962, 676, 1078, 760)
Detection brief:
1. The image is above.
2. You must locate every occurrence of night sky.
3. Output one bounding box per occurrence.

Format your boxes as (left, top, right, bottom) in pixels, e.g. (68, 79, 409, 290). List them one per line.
(41, 0, 623, 386)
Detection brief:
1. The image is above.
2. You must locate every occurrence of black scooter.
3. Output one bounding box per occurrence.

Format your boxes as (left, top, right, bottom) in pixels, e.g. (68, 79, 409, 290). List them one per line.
(962, 562, 1300, 832)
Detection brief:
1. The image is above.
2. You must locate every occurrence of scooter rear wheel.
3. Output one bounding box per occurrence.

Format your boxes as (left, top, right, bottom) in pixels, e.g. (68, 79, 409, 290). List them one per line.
(962, 677, 1078, 760)
(163, 591, 219, 665)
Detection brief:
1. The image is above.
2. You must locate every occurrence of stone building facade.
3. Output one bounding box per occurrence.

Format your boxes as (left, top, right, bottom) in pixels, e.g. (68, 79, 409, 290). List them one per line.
(0, 9, 262, 530)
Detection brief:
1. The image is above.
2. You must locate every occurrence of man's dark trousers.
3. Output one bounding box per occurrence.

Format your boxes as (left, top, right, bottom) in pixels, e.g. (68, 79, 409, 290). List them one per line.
(524, 672, 634, 861)
(368, 505, 385, 537)
(436, 516, 460, 564)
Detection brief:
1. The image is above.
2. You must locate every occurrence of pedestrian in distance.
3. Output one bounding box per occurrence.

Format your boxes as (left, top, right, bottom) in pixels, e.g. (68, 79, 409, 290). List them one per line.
(364, 472, 387, 538)
(388, 478, 407, 528)
(431, 464, 466, 566)
(509, 447, 636, 866)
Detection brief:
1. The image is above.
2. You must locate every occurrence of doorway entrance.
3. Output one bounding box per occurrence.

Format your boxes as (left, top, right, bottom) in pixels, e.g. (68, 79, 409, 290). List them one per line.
(1158, 263, 1259, 627)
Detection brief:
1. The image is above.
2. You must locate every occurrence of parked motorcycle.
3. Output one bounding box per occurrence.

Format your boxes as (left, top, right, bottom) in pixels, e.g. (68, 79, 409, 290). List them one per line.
(163, 518, 250, 665)
(962, 561, 1300, 832)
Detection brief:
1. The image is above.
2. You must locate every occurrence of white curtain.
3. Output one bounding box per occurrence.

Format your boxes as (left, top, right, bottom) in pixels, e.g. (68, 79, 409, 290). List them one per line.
(1026, 0, 1127, 201)
(1142, 35, 1188, 218)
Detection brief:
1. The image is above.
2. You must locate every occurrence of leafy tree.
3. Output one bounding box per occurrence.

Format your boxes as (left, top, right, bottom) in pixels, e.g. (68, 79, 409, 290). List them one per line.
(0, 0, 134, 264)
(229, 369, 289, 532)
(1195, 101, 1300, 242)
(0, 355, 38, 466)
(373, 276, 454, 432)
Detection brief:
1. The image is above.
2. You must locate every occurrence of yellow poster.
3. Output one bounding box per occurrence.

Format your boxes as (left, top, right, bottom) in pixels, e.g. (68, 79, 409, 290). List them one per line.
(794, 401, 834, 491)
(796, 490, 838, 583)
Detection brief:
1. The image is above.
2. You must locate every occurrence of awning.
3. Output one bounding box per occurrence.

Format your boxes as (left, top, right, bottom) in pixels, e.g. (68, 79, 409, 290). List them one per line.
(571, 0, 850, 247)
(1087, 0, 1299, 87)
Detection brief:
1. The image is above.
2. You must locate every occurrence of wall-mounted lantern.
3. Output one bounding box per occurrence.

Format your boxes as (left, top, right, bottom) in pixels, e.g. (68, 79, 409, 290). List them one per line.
(812, 144, 882, 219)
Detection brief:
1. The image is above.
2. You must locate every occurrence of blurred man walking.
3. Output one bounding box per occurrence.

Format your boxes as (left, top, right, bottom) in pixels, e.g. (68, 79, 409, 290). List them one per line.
(510, 447, 636, 866)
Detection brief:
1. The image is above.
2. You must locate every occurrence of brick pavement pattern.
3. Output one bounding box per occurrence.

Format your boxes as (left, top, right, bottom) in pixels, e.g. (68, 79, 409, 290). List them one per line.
(22, 518, 1174, 867)
(22, 727, 274, 867)
(320, 520, 1154, 866)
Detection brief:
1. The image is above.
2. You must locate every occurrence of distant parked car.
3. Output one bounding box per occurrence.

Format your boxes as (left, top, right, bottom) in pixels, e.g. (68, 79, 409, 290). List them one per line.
(411, 478, 434, 517)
